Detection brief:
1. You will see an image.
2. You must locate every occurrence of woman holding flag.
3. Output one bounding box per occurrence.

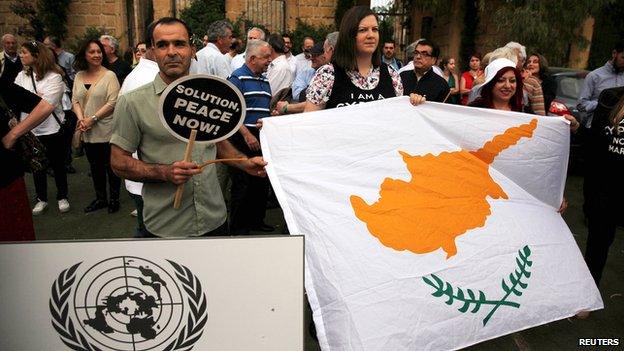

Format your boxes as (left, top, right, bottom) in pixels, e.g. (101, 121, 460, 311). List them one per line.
(304, 6, 402, 111)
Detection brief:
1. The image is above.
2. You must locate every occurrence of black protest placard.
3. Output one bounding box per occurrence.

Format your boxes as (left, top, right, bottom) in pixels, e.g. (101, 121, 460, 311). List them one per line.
(159, 74, 246, 143)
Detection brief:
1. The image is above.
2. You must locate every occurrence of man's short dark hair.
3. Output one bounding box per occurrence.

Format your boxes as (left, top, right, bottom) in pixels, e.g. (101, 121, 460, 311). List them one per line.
(416, 39, 440, 59)
(384, 39, 396, 46)
(147, 17, 193, 47)
(282, 33, 292, 40)
(268, 33, 286, 54)
(614, 41, 624, 53)
(47, 36, 62, 48)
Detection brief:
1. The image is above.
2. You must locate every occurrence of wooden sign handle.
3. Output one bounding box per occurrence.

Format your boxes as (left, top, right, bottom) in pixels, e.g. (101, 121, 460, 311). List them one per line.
(173, 129, 197, 209)
(199, 157, 248, 170)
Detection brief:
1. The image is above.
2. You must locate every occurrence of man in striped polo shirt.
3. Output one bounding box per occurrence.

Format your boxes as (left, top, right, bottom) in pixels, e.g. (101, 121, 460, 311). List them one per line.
(227, 40, 274, 235)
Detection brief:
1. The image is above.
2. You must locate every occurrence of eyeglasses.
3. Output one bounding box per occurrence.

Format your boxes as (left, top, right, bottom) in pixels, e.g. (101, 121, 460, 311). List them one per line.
(414, 50, 433, 58)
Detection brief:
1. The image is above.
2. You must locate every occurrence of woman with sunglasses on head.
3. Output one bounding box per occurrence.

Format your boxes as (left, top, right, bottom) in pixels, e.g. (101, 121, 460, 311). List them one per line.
(304, 6, 402, 112)
(72, 39, 121, 213)
(14, 40, 70, 215)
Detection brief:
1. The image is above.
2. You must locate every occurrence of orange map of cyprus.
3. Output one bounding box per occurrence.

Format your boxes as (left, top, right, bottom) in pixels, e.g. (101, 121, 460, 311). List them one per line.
(350, 119, 538, 259)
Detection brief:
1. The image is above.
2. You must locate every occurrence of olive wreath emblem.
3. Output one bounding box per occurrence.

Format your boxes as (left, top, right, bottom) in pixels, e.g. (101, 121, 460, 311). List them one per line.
(422, 245, 533, 326)
(49, 260, 208, 351)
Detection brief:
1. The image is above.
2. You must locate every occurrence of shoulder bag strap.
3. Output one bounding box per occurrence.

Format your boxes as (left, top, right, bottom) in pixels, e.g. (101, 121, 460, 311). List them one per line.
(30, 73, 63, 126)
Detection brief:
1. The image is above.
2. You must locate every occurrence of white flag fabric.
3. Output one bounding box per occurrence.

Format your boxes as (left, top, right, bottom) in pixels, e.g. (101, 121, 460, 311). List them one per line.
(260, 97, 603, 351)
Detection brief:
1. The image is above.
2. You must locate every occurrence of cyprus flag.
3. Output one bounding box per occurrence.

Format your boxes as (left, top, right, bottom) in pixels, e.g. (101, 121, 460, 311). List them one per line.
(260, 97, 602, 351)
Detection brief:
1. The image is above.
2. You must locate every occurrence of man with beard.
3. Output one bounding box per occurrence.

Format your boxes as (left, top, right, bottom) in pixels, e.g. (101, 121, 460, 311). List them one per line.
(382, 40, 403, 71)
(110, 18, 267, 238)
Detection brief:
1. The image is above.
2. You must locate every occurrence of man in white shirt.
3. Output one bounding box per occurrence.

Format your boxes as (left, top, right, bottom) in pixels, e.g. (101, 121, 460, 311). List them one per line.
(231, 27, 266, 71)
(293, 36, 314, 78)
(266, 34, 294, 96)
(282, 33, 296, 74)
(191, 20, 233, 78)
(118, 39, 159, 237)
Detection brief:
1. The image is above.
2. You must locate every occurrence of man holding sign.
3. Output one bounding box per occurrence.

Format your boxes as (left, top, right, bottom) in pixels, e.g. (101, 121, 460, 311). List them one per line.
(110, 17, 266, 238)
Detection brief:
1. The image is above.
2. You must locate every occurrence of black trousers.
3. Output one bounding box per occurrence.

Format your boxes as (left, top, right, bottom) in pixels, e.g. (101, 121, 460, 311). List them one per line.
(228, 129, 270, 234)
(33, 132, 68, 201)
(84, 142, 120, 202)
(585, 191, 619, 286)
(63, 110, 77, 166)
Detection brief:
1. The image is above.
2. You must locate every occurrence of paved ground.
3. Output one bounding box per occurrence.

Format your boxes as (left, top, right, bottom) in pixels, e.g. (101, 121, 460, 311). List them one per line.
(26, 156, 623, 350)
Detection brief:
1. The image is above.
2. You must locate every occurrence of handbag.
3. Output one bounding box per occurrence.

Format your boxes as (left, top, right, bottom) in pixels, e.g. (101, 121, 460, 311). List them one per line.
(0, 95, 48, 172)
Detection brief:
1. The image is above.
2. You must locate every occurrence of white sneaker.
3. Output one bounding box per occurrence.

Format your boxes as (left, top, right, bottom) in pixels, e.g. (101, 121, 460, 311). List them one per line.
(58, 199, 70, 213)
(32, 200, 48, 215)
(130, 209, 138, 217)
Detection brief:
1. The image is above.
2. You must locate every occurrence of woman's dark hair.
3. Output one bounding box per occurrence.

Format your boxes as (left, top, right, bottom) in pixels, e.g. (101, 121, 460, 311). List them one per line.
(439, 56, 454, 71)
(472, 66, 524, 112)
(528, 52, 549, 79)
(333, 6, 380, 71)
(469, 52, 482, 61)
(74, 40, 109, 71)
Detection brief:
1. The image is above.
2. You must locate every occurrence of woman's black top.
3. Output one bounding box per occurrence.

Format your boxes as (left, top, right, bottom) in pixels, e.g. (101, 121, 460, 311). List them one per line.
(325, 62, 396, 109)
(1, 81, 43, 187)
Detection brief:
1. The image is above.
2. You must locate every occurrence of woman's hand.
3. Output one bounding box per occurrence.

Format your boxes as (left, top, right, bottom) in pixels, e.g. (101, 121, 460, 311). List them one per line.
(78, 117, 95, 132)
(410, 93, 426, 106)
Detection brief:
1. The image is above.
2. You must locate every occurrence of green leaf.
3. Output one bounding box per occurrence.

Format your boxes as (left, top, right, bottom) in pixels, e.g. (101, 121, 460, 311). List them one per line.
(444, 282, 455, 305)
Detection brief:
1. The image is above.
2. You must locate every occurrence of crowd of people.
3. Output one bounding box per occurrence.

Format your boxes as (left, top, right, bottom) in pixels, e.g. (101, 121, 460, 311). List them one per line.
(1, 6, 623, 295)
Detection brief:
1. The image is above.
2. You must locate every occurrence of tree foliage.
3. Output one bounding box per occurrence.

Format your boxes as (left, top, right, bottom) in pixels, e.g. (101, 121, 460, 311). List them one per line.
(588, 1, 624, 70)
(179, 0, 226, 39)
(67, 26, 107, 54)
(291, 20, 334, 55)
(372, 3, 396, 45)
(10, 0, 71, 40)
(492, 0, 614, 66)
(334, 0, 357, 28)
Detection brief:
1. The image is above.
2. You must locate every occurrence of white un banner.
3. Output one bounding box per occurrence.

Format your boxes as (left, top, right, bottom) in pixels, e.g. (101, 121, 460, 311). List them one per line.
(261, 97, 603, 351)
(0, 236, 303, 351)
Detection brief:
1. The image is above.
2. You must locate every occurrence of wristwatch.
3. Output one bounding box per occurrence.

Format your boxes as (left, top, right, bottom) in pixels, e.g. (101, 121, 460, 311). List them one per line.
(91, 115, 98, 122)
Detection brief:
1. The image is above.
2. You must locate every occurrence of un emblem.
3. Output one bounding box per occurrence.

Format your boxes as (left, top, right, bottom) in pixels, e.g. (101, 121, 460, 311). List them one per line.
(49, 257, 207, 350)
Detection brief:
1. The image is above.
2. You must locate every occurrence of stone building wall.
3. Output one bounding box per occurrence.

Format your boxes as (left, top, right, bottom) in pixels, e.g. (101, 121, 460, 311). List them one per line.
(1, 0, 340, 53)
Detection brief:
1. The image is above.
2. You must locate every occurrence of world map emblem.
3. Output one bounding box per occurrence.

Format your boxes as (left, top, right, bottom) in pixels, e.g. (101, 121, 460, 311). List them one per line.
(49, 257, 207, 351)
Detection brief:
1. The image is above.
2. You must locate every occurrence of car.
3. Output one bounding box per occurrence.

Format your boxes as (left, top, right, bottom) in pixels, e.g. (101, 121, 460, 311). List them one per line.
(546, 67, 589, 175)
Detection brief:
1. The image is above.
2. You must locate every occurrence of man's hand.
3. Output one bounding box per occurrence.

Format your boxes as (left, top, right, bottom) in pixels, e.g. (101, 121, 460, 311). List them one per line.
(241, 156, 267, 177)
(563, 114, 580, 132)
(166, 161, 202, 185)
(244, 133, 260, 151)
(410, 93, 426, 106)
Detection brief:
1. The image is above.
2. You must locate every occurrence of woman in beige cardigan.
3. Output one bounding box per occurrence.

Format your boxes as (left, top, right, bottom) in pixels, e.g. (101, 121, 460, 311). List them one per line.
(72, 39, 121, 213)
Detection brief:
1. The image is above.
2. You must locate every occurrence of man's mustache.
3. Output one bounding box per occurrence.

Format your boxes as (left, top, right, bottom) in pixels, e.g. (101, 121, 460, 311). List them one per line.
(164, 57, 183, 64)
